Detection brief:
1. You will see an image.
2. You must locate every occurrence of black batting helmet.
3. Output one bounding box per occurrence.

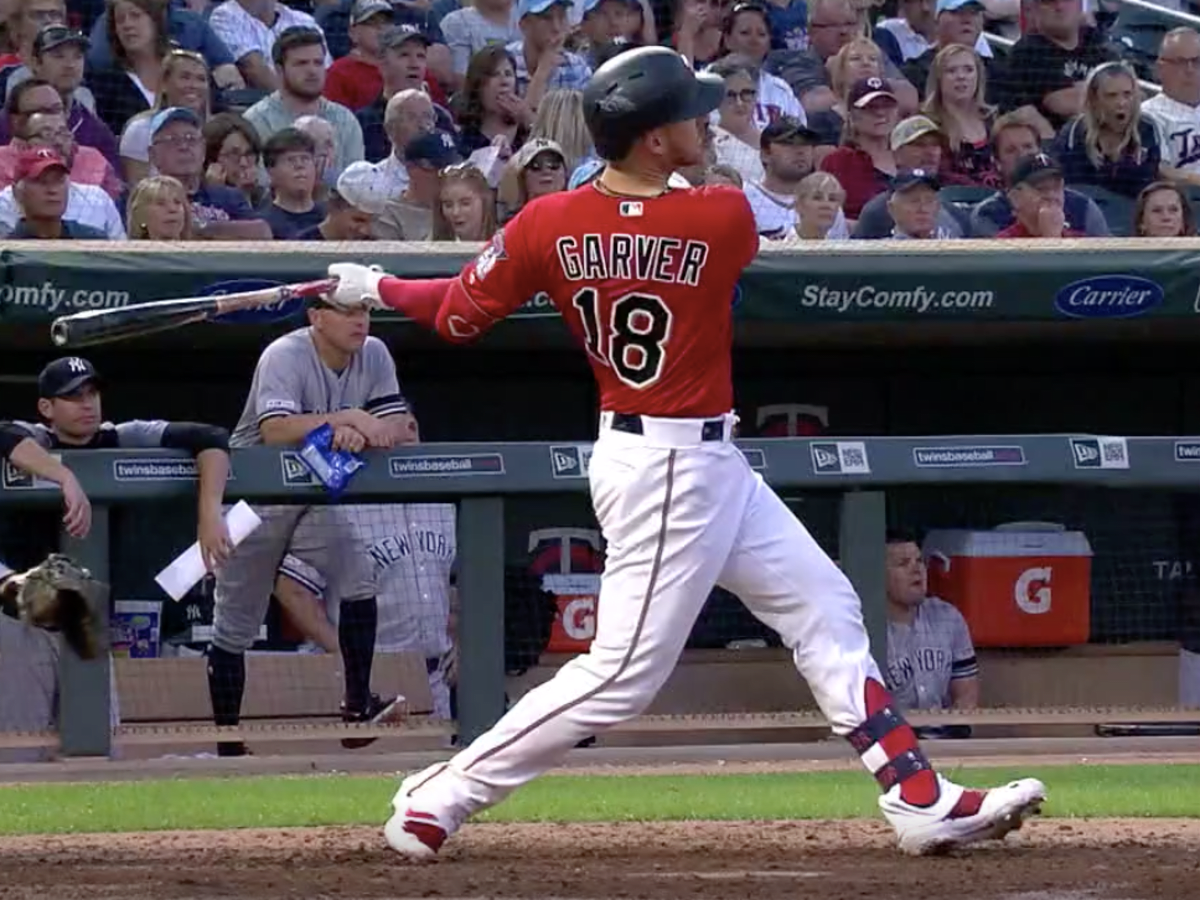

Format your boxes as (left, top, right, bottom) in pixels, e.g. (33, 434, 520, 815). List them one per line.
(582, 46, 724, 162)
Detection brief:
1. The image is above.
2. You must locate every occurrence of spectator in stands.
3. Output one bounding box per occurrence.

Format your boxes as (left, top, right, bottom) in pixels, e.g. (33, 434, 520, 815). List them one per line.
(995, 151, 1086, 237)
(820, 76, 899, 219)
(90, 0, 172, 134)
(1054, 61, 1164, 199)
(12, 51, 119, 169)
(432, 161, 497, 240)
(119, 48, 210, 185)
(971, 113, 1106, 235)
(259, 126, 323, 238)
(440, 0, 521, 85)
(884, 530, 979, 712)
(530, 88, 589, 170)
(358, 26, 455, 163)
(3, 146, 107, 237)
(0, 0, 68, 98)
(202, 111, 265, 208)
(86, 0, 241, 89)
(294, 114, 339, 197)
(806, 36, 885, 149)
(883, 168, 950, 239)
(126, 172, 192, 238)
(295, 158, 386, 239)
(719, 4, 805, 128)
(373, 88, 434, 195)
(901, 0, 997, 102)
(786, 170, 846, 238)
(765, 0, 917, 116)
(5, 10, 95, 113)
(747, 115, 850, 237)
(711, 57, 765, 183)
(509, 0, 592, 113)
(704, 161, 743, 186)
(921, 43, 997, 185)
(853, 115, 970, 237)
(148, 106, 270, 237)
(576, 0, 645, 67)
(672, 0, 723, 69)
(1145, 29, 1200, 182)
(324, 0, 394, 111)
(757, 0, 807, 53)
(0, 143, 125, 235)
(9, 110, 123, 197)
(376, 129, 462, 238)
(1134, 180, 1194, 237)
(455, 46, 530, 155)
(208, 0, 328, 91)
(243, 27, 364, 178)
(497, 134, 564, 221)
(1004, 0, 1116, 133)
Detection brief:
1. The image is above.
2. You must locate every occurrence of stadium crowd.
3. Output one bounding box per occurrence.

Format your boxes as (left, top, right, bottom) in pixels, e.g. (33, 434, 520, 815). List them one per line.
(0, 0, 1196, 241)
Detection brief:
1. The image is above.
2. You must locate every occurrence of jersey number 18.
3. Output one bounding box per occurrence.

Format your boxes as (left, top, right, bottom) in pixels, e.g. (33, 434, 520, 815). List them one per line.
(572, 288, 673, 389)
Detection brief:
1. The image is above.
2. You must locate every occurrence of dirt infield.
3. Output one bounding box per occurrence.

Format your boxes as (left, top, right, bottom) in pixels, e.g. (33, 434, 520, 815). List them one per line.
(2, 819, 1199, 900)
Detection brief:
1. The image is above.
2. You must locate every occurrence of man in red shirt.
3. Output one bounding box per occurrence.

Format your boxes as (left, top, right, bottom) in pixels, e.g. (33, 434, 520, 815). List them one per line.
(323, 0, 395, 111)
(325, 46, 1046, 862)
(996, 152, 1087, 238)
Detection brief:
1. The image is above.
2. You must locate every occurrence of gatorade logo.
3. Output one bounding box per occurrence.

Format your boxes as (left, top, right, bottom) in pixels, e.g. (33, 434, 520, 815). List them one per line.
(1014, 566, 1052, 614)
(560, 596, 596, 641)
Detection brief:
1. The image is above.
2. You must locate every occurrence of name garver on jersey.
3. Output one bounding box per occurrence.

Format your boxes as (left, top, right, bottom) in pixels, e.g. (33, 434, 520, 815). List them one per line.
(555, 234, 711, 287)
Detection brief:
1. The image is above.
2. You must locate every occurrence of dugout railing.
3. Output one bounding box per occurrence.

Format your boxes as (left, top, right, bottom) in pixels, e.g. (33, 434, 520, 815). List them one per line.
(3, 433, 1199, 759)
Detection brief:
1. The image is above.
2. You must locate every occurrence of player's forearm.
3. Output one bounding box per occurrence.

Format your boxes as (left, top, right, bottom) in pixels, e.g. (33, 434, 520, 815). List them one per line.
(195, 448, 230, 522)
(378, 276, 496, 344)
(259, 412, 363, 446)
(950, 677, 980, 709)
(7, 438, 75, 486)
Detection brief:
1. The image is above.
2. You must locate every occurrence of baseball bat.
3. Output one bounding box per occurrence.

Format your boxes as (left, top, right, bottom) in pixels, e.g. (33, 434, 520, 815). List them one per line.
(48, 277, 341, 349)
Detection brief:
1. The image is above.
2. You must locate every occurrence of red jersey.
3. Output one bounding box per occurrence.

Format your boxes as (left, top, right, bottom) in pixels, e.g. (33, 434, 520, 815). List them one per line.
(996, 222, 1086, 238)
(383, 184, 758, 418)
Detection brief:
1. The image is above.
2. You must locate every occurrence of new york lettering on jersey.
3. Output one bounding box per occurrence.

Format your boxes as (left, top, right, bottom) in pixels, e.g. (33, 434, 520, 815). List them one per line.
(457, 186, 759, 417)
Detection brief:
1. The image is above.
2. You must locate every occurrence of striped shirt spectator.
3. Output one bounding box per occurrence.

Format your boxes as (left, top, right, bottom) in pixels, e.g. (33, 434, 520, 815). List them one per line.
(208, 0, 331, 90)
(441, 0, 521, 77)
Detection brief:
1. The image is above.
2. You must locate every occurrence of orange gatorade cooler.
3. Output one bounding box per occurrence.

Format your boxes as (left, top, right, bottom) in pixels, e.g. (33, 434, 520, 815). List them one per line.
(921, 523, 1093, 647)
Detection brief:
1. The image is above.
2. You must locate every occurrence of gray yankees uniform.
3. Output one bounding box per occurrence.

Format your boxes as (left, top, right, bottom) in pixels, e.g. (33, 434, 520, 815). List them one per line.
(279, 503, 457, 718)
(214, 328, 408, 654)
(885, 597, 978, 711)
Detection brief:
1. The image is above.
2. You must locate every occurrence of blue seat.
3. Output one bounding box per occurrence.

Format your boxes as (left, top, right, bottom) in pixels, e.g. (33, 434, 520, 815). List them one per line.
(1069, 183, 1137, 237)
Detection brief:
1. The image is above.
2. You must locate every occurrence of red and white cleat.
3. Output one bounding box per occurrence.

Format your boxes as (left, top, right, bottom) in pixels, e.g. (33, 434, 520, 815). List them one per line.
(881, 775, 1046, 856)
(384, 808, 449, 861)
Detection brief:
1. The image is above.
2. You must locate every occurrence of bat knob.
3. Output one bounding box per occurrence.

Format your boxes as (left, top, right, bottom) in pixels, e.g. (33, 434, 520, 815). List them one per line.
(50, 319, 70, 347)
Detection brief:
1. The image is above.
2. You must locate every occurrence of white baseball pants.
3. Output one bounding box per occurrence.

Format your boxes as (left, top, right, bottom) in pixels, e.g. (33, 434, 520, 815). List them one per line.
(398, 413, 882, 820)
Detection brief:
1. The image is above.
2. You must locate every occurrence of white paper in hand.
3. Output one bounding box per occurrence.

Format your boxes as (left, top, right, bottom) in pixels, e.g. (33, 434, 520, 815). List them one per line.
(154, 500, 263, 601)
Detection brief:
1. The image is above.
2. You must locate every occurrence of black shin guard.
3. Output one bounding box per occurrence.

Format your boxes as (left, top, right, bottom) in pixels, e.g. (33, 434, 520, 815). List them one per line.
(206, 645, 246, 756)
(339, 597, 379, 712)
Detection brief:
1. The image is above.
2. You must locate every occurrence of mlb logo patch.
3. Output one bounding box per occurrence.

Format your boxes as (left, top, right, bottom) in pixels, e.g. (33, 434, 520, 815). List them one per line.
(619, 201, 643, 217)
(280, 451, 317, 486)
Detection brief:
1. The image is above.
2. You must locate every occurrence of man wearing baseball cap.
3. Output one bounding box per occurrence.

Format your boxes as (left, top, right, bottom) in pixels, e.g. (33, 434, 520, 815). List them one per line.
(577, 0, 641, 66)
(376, 129, 463, 240)
(996, 152, 1086, 238)
(819, 77, 899, 218)
(508, 0, 592, 96)
(6, 147, 105, 239)
(296, 159, 388, 240)
(885, 168, 945, 240)
(853, 115, 970, 239)
(325, 0, 397, 110)
(745, 116, 850, 238)
(900, 0, 999, 98)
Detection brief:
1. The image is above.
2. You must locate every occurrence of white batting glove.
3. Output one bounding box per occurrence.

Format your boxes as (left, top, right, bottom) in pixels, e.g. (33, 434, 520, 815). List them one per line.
(327, 263, 387, 309)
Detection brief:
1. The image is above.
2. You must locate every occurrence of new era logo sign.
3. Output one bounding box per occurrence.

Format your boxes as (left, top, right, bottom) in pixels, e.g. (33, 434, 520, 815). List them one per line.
(810, 441, 870, 476)
(280, 451, 316, 486)
(1069, 437, 1128, 470)
(549, 444, 593, 479)
(2, 457, 60, 490)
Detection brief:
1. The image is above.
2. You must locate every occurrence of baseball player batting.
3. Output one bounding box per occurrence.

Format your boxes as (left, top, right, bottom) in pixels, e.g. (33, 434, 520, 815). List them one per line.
(209, 295, 416, 756)
(325, 46, 1045, 859)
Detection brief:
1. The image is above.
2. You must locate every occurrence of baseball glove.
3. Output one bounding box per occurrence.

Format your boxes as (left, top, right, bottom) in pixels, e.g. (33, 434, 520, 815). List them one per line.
(0, 554, 105, 659)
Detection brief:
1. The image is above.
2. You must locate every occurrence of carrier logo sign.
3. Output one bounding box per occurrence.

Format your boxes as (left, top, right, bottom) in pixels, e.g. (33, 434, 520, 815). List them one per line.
(112, 458, 198, 481)
(549, 444, 593, 479)
(1069, 437, 1129, 469)
(281, 451, 317, 486)
(1175, 441, 1200, 462)
(810, 441, 870, 475)
(1054, 276, 1163, 319)
(389, 454, 505, 477)
(1, 457, 59, 490)
(912, 446, 1026, 468)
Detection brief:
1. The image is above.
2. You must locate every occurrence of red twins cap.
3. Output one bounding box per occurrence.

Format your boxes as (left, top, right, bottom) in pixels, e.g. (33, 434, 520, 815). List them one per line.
(848, 76, 897, 109)
(15, 147, 68, 181)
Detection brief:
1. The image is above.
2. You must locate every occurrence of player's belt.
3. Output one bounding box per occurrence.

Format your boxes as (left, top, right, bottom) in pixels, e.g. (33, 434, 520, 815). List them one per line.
(609, 413, 726, 442)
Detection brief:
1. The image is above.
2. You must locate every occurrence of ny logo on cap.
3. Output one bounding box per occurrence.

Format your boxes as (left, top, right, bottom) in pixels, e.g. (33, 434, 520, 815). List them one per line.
(66, 357, 88, 373)
(440, 132, 455, 149)
(911, 168, 928, 177)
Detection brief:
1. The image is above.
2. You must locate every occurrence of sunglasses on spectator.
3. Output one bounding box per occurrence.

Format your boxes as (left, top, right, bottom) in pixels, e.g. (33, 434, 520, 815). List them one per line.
(725, 88, 757, 103)
(527, 157, 564, 172)
(220, 147, 258, 162)
(155, 133, 203, 147)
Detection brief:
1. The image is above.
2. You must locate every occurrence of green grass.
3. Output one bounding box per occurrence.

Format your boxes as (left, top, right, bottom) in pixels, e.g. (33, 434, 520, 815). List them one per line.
(0, 765, 1197, 836)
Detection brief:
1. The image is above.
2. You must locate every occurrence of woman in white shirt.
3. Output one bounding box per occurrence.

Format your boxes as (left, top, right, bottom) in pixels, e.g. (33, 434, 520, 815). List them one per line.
(786, 171, 848, 240)
(718, 1, 805, 128)
(119, 49, 211, 186)
(709, 58, 766, 184)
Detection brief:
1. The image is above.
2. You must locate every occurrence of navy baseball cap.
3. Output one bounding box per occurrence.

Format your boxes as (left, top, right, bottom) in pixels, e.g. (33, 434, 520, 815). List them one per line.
(760, 115, 820, 149)
(34, 24, 89, 56)
(1009, 152, 1062, 188)
(847, 76, 897, 109)
(38, 356, 100, 398)
(891, 167, 940, 193)
(405, 130, 462, 168)
(382, 23, 431, 49)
